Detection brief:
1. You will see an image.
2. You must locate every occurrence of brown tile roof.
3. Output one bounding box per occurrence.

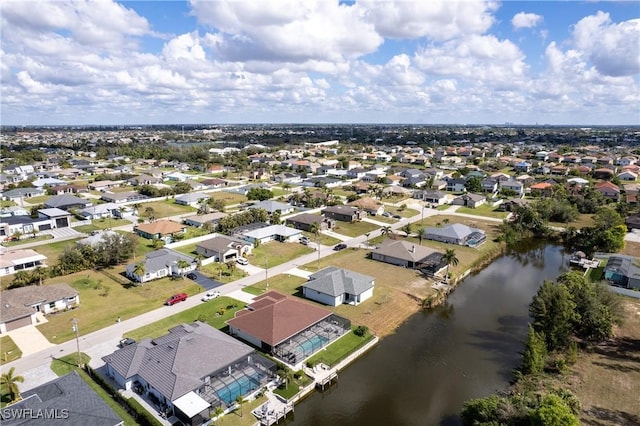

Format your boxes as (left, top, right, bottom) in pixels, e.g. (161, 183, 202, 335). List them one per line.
(135, 220, 185, 235)
(227, 291, 332, 346)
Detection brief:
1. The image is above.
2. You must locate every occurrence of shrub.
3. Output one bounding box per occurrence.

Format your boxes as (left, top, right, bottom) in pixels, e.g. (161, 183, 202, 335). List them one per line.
(354, 325, 369, 337)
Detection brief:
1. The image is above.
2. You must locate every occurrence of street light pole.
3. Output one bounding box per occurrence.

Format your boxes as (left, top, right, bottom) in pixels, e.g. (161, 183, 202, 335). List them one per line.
(71, 318, 81, 368)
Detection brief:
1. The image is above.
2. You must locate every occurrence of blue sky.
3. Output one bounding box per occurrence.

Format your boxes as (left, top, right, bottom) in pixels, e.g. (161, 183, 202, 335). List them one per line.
(1, 0, 638, 125)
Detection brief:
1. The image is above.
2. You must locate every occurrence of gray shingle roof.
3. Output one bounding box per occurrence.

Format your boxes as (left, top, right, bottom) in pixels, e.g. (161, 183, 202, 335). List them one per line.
(125, 249, 195, 276)
(306, 267, 374, 297)
(44, 194, 89, 208)
(372, 240, 441, 263)
(102, 322, 255, 401)
(1, 283, 77, 323)
(249, 200, 293, 213)
(425, 223, 484, 240)
(2, 371, 123, 426)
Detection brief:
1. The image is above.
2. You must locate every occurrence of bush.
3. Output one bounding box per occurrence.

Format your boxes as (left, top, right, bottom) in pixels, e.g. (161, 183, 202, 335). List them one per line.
(354, 325, 369, 337)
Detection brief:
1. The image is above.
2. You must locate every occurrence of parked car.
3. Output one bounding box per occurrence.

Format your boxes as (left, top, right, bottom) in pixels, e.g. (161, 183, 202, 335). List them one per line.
(201, 291, 221, 302)
(186, 272, 198, 280)
(236, 257, 249, 265)
(165, 293, 188, 306)
(299, 236, 310, 245)
(119, 338, 136, 348)
(334, 243, 347, 251)
(382, 212, 393, 218)
(393, 214, 402, 219)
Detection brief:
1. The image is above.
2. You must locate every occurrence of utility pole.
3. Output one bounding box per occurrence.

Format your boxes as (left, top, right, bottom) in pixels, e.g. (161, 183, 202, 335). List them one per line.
(71, 318, 81, 368)
(265, 255, 268, 290)
(317, 235, 321, 269)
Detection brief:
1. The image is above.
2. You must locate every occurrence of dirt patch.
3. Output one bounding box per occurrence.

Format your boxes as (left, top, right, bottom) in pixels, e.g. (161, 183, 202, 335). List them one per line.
(619, 241, 640, 257)
(551, 298, 640, 425)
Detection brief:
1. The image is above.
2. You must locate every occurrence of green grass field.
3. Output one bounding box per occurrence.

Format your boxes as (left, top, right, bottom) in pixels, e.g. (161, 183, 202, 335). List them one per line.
(249, 242, 314, 268)
(2, 234, 54, 248)
(456, 204, 509, 219)
(25, 195, 50, 204)
(75, 218, 132, 233)
(212, 192, 248, 206)
(0, 336, 22, 364)
(307, 330, 375, 367)
(301, 231, 341, 246)
(243, 274, 307, 296)
(199, 262, 248, 283)
(37, 270, 202, 343)
(124, 296, 245, 341)
(138, 201, 196, 218)
(330, 221, 379, 237)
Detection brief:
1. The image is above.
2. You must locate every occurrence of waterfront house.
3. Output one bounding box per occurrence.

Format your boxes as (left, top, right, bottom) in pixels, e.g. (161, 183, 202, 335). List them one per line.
(102, 322, 277, 425)
(134, 220, 186, 244)
(227, 291, 350, 365)
(195, 236, 252, 262)
(0, 283, 79, 333)
(303, 267, 375, 307)
(603, 255, 640, 289)
(371, 240, 444, 274)
(424, 223, 487, 247)
(125, 249, 196, 283)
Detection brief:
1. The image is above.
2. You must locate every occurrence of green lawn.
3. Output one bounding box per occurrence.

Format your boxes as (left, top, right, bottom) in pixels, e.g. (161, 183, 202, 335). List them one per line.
(242, 274, 307, 296)
(301, 231, 341, 246)
(199, 262, 248, 283)
(37, 270, 202, 343)
(333, 188, 356, 198)
(249, 242, 314, 268)
(1, 234, 54, 247)
(25, 195, 50, 204)
(330, 221, 379, 237)
(138, 201, 196, 218)
(213, 192, 248, 206)
(307, 330, 374, 367)
(456, 204, 509, 219)
(174, 242, 199, 256)
(549, 213, 594, 230)
(75, 218, 131, 233)
(385, 205, 420, 218)
(124, 297, 245, 341)
(273, 382, 300, 400)
(0, 200, 16, 207)
(0, 336, 22, 364)
(23, 238, 81, 262)
(51, 353, 92, 376)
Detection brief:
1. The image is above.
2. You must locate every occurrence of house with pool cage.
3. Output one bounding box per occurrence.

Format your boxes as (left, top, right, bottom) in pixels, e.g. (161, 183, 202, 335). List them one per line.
(102, 322, 277, 426)
(227, 291, 351, 366)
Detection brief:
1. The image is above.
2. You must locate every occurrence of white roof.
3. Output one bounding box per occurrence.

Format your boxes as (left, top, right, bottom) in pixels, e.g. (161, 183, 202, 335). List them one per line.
(172, 391, 210, 418)
(567, 177, 589, 184)
(243, 224, 301, 240)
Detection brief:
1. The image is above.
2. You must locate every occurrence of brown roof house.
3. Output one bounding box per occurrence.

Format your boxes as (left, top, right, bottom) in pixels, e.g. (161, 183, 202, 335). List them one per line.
(195, 236, 252, 263)
(0, 283, 79, 333)
(322, 205, 365, 223)
(286, 213, 334, 232)
(348, 197, 384, 216)
(371, 240, 445, 275)
(594, 181, 621, 201)
(134, 220, 186, 244)
(227, 291, 351, 365)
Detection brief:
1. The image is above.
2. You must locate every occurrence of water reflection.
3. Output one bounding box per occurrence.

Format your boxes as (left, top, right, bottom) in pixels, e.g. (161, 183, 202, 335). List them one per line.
(292, 245, 568, 426)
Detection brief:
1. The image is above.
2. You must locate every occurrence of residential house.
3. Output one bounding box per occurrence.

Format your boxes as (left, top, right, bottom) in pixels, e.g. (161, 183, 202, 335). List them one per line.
(0, 283, 79, 333)
(241, 224, 302, 245)
(1, 372, 123, 426)
(371, 240, 445, 274)
(249, 200, 295, 215)
(79, 203, 120, 220)
(100, 191, 147, 204)
(592, 168, 615, 180)
(200, 178, 228, 188)
(286, 213, 334, 232)
(88, 180, 124, 191)
(77, 230, 120, 247)
(346, 167, 368, 180)
(603, 255, 640, 289)
(348, 197, 384, 216)
(0, 248, 47, 276)
(0, 208, 70, 239)
(1, 187, 46, 201)
(125, 249, 196, 283)
(500, 198, 532, 212)
(513, 161, 532, 173)
(134, 220, 186, 244)
(625, 215, 640, 230)
(227, 291, 350, 364)
(551, 165, 569, 176)
(128, 174, 162, 186)
(499, 179, 524, 197)
(616, 156, 637, 167)
(414, 190, 450, 206)
(303, 267, 374, 306)
(529, 182, 555, 197)
(446, 178, 467, 192)
(37, 208, 71, 228)
(183, 212, 227, 228)
(44, 194, 91, 210)
(32, 177, 66, 188)
(452, 193, 487, 208)
(322, 205, 365, 222)
(103, 322, 277, 425)
(424, 223, 487, 247)
(618, 171, 638, 181)
(175, 192, 210, 207)
(49, 184, 87, 195)
(0, 206, 29, 218)
(480, 178, 499, 193)
(594, 181, 621, 201)
(195, 236, 252, 262)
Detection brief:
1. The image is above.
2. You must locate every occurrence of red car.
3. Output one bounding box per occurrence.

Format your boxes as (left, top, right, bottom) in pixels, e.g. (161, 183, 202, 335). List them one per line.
(165, 293, 188, 306)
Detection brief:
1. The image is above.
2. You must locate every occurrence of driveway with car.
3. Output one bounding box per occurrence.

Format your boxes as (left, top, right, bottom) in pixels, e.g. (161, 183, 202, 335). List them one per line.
(186, 270, 224, 290)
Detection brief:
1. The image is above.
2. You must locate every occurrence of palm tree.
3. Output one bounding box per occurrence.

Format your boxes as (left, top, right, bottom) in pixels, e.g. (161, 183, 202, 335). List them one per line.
(364, 232, 370, 246)
(442, 218, 450, 225)
(11, 230, 23, 241)
(442, 249, 459, 284)
(133, 262, 146, 282)
(1, 367, 24, 402)
(401, 223, 412, 237)
(32, 266, 48, 286)
(417, 227, 426, 245)
(176, 260, 190, 279)
(381, 226, 392, 240)
(235, 395, 247, 417)
(212, 406, 225, 425)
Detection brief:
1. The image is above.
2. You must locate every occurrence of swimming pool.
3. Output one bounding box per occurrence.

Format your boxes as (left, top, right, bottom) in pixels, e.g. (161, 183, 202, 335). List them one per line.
(216, 374, 261, 405)
(299, 335, 329, 356)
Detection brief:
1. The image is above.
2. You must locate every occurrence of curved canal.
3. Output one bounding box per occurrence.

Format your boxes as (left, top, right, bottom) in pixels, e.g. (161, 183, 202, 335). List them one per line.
(292, 244, 568, 425)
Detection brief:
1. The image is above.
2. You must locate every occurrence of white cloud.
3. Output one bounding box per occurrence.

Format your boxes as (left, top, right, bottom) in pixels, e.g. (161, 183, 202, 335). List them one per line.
(512, 12, 543, 30)
(361, 0, 498, 41)
(571, 11, 640, 77)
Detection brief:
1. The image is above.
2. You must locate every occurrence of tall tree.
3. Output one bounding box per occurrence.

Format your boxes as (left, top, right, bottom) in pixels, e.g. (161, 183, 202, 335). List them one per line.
(529, 281, 577, 351)
(401, 222, 413, 237)
(381, 226, 392, 240)
(133, 262, 146, 281)
(520, 324, 547, 375)
(176, 260, 190, 279)
(442, 249, 459, 284)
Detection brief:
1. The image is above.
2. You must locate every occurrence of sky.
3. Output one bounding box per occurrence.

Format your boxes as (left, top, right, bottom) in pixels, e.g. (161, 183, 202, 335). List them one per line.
(1, 0, 639, 126)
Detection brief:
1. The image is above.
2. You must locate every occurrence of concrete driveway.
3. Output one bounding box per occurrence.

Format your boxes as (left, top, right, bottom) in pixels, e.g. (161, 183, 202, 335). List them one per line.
(8, 325, 55, 356)
(186, 271, 223, 290)
(239, 263, 266, 276)
(41, 227, 84, 239)
(625, 229, 640, 243)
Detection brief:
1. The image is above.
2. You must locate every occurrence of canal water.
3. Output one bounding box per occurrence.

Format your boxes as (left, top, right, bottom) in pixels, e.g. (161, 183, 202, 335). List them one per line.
(291, 244, 568, 425)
